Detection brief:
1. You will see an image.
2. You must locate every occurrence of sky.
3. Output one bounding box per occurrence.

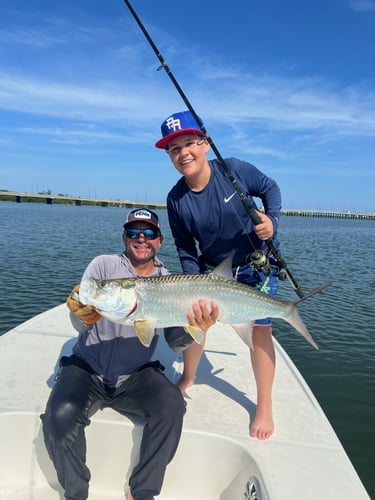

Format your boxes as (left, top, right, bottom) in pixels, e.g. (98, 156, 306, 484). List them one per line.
(1, 0, 374, 212)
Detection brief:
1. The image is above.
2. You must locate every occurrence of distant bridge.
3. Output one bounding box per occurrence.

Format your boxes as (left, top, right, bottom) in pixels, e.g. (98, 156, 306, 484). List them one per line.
(280, 208, 374, 220)
(0, 191, 165, 210)
(1, 191, 374, 220)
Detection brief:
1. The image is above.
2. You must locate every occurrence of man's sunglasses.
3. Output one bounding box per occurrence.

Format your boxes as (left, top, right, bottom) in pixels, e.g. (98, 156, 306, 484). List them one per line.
(125, 227, 161, 240)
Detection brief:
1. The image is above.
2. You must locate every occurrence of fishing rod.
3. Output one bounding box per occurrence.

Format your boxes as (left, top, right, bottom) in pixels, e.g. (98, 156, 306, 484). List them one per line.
(123, 0, 305, 298)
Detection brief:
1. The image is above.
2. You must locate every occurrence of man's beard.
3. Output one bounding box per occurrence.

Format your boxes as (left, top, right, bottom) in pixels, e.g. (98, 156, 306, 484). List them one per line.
(126, 246, 156, 266)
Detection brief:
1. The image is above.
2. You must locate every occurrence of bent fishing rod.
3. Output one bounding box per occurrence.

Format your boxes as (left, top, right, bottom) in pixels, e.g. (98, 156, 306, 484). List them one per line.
(123, 0, 305, 298)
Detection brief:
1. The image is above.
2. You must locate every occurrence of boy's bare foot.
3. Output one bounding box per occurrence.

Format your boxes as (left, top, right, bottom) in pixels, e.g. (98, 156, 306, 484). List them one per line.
(250, 408, 274, 440)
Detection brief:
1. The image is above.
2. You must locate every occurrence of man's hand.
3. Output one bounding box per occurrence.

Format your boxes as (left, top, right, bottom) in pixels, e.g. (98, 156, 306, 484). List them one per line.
(253, 211, 274, 241)
(186, 299, 219, 333)
(66, 284, 102, 324)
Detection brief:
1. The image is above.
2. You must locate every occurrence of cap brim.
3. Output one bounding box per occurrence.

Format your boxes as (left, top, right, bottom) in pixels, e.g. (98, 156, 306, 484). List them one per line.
(155, 128, 204, 149)
(123, 219, 160, 229)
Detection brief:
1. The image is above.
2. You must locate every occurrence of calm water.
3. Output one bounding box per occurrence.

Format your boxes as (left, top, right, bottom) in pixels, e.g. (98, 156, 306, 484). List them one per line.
(1, 201, 374, 497)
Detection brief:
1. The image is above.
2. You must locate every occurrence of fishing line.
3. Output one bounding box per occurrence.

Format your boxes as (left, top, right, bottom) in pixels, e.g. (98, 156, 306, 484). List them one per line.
(122, 0, 305, 298)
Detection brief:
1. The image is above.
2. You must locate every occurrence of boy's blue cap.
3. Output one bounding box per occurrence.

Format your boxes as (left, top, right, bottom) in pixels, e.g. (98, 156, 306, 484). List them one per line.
(155, 110, 204, 149)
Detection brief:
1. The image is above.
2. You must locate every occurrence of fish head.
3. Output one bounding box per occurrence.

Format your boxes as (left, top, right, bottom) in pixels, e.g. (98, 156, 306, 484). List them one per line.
(79, 278, 137, 322)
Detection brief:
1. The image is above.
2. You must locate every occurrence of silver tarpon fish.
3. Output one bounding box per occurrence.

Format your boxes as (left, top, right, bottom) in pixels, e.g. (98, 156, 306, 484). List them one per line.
(79, 254, 330, 349)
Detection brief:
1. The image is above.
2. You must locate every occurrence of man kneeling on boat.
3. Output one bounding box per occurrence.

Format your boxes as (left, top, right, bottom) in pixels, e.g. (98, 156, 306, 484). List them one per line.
(40, 208, 218, 500)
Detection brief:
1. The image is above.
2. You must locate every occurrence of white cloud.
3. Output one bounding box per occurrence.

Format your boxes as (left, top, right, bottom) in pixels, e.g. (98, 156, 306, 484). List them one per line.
(348, 0, 375, 11)
(1, 68, 374, 140)
(0, 28, 66, 48)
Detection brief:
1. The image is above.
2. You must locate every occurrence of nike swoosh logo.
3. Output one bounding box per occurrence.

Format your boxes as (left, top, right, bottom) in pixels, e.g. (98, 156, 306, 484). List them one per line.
(224, 192, 236, 203)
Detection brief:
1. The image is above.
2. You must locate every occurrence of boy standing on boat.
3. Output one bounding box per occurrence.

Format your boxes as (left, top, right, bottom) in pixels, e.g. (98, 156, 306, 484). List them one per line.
(41, 208, 217, 500)
(156, 111, 282, 440)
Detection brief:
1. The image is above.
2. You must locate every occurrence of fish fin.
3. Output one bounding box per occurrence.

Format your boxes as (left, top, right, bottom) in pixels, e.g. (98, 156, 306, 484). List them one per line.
(232, 323, 254, 350)
(184, 325, 204, 344)
(285, 308, 319, 349)
(134, 320, 156, 347)
(212, 249, 237, 280)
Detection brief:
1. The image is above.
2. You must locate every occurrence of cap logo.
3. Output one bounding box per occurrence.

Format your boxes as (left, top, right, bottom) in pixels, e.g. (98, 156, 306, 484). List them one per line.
(155, 110, 203, 149)
(165, 116, 183, 132)
(133, 209, 151, 220)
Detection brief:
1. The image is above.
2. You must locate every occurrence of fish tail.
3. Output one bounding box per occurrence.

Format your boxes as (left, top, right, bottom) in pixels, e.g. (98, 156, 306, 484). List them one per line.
(285, 307, 318, 349)
(295, 282, 331, 305)
(284, 281, 331, 349)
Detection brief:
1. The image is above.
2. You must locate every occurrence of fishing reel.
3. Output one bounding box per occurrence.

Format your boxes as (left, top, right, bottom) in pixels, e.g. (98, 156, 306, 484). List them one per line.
(247, 249, 287, 280)
(248, 250, 271, 275)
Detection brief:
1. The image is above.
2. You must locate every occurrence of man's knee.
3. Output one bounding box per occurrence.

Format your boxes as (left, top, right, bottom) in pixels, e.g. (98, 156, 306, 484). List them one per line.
(41, 400, 88, 448)
(158, 383, 186, 420)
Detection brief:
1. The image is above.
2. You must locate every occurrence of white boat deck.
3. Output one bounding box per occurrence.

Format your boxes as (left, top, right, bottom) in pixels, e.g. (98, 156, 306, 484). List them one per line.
(0, 304, 370, 499)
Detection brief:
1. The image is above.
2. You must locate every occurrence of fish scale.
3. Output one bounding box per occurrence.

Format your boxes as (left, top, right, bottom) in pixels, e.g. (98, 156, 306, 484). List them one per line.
(133, 273, 292, 325)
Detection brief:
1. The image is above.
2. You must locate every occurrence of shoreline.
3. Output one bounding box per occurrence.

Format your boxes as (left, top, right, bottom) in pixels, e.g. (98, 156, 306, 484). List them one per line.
(1, 191, 374, 220)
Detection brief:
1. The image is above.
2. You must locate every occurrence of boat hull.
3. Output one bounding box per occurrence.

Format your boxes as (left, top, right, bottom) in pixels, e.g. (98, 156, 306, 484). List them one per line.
(0, 304, 370, 499)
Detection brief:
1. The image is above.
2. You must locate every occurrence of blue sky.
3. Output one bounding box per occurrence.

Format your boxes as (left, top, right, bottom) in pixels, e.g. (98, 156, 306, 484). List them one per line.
(1, 0, 374, 212)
